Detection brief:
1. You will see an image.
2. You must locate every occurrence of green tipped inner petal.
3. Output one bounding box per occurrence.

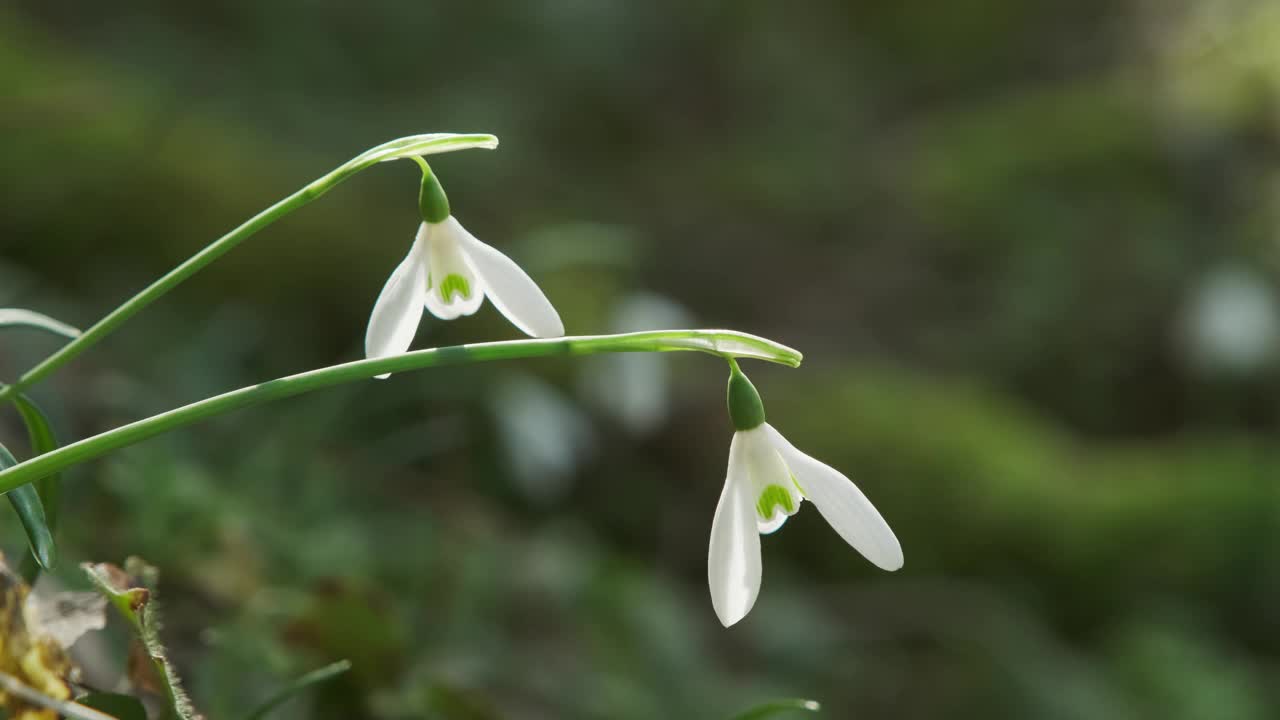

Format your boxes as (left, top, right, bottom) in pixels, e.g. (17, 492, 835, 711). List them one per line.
(437, 273, 472, 303)
(756, 483, 796, 521)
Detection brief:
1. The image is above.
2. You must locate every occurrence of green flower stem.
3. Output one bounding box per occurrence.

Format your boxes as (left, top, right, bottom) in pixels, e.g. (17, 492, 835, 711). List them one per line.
(0, 330, 800, 493)
(0, 133, 498, 405)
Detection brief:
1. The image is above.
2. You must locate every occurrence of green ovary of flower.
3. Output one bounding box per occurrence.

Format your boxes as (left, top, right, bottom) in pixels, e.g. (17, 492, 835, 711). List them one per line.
(756, 483, 796, 521)
(437, 273, 472, 303)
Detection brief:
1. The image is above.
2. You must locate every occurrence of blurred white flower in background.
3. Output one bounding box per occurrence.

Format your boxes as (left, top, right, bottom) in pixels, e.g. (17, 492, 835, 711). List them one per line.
(492, 373, 596, 504)
(581, 292, 691, 435)
(1180, 264, 1279, 375)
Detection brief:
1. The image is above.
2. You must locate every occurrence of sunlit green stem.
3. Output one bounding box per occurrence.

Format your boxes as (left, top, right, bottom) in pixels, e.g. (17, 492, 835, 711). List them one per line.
(0, 330, 800, 493)
(0, 133, 498, 404)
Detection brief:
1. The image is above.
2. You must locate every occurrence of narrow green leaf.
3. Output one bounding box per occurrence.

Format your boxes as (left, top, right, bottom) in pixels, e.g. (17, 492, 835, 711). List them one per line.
(76, 693, 148, 720)
(12, 394, 61, 531)
(12, 394, 61, 582)
(244, 660, 352, 720)
(731, 698, 822, 720)
(0, 442, 55, 575)
(0, 308, 81, 340)
(84, 560, 199, 720)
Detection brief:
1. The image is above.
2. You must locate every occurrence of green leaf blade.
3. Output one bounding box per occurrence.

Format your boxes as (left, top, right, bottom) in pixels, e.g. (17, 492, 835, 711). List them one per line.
(0, 441, 55, 575)
(0, 308, 81, 340)
(77, 692, 148, 720)
(244, 660, 352, 720)
(13, 394, 62, 532)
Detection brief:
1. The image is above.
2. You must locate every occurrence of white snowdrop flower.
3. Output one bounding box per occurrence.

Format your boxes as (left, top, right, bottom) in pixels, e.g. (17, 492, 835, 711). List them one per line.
(364, 163, 564, 376)
(708, 361, 902, 627)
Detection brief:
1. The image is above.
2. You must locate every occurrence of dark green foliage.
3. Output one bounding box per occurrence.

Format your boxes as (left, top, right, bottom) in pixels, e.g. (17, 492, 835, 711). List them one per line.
(77, 693, 148, 720)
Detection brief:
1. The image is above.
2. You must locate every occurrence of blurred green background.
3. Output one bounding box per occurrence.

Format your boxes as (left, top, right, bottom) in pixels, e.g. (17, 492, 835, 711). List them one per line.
(4, 1, 1280, 717)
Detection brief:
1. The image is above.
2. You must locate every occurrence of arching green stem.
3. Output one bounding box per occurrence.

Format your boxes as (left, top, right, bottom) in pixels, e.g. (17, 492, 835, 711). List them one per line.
(0, 133, 498, 405)
(0, 330, 800, 493)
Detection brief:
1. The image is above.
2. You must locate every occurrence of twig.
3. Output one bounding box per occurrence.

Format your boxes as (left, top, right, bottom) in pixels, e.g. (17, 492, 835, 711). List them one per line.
(0, 670, 119, 720)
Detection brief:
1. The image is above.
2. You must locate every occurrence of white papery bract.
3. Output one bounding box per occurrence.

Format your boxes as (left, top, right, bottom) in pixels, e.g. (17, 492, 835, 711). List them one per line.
(708, 423, 902, 627)
(364, 216, 565, 375)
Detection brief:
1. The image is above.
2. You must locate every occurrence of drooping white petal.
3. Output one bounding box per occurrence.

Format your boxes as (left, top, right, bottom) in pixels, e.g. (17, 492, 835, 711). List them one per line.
(423, 219, 486, 321)
(365, 227, 429, 378)
(708, 432, 763, 627)
(740, 426, 803, 534)
(764, 424, 903, 571)
(452, 217, 565, 338)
